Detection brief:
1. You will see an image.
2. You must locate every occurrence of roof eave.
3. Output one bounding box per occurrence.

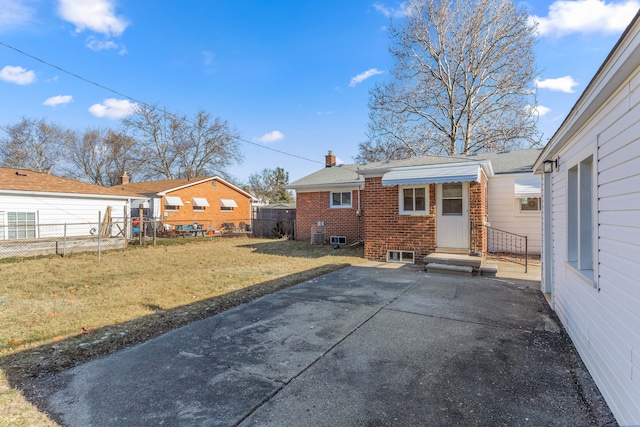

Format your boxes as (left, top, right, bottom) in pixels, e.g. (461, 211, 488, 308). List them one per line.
(534, 11, 640, 173)
(0, 189, 138, 200)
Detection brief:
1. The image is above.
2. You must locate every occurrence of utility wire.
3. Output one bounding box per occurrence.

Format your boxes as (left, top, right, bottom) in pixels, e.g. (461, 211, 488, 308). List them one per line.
(0, 41, 324, 166)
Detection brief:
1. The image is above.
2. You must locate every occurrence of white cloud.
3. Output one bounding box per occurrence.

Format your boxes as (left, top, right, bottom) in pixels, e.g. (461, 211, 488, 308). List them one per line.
(43, 95, 73, 106)
(0, 65, 36, 85)
(86, 36, 119, 51)
(527, 104, 551, 117)
(372, 2, 412, 18)
(202, 50, 215, 66)
(257, 130, 285, 143)
(88, 98, 136, 119)
(530, 0, 640, 37)
(349, 68, 384, 87)
(316, 111, 333, 116)
(535, 76, 579, 93)
(58, 0, 129, 37)
(0, 0, 36, 28)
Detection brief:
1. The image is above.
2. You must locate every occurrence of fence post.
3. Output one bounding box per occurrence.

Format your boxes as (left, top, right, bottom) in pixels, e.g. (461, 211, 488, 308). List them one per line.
(63, 223, 67, 257)
(138, 208, 144, 246)
(525, 235, 528, 274)
(98, 212, 102, 264)
(152, 217, 156, 247)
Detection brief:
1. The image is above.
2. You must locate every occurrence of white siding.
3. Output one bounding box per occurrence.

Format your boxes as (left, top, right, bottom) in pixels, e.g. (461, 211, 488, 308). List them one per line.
(548, 65, 640, 424)
(487, 173, 541, 254)
(0, 193, 129, 238)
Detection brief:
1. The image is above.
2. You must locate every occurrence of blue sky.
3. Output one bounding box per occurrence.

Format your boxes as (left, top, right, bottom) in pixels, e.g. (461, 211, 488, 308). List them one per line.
(1, 0, 639, 183)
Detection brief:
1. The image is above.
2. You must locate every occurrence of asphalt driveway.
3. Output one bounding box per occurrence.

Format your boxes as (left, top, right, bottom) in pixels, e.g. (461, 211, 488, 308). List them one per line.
(28, 262, 615, 426)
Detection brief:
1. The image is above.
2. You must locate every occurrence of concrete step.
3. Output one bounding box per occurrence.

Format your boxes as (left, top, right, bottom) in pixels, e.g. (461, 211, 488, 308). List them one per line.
(479, 263, 498, 278)
(424, 253, 483, 268)
(425, 263, 473, 276)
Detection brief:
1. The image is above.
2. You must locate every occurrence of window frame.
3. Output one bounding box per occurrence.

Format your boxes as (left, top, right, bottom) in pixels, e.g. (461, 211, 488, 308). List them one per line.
(387, 250, 415, 264)
(566, 154, 596, 286)
(6, 211, 36, 239)
(518, 197, 541, 213)
(330, 191, 352, 208)
(398, 185, 429, 215)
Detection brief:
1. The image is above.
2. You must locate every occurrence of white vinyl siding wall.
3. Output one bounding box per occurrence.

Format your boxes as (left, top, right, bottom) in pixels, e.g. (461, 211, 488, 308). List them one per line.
(0, 193, 130, 238)
(487, 173, 541, 254)
(549, 66, 640, 424)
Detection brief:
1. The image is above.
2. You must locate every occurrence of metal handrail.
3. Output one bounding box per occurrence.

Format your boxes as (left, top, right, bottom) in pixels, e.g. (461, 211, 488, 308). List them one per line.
(472, 221, 528, 273)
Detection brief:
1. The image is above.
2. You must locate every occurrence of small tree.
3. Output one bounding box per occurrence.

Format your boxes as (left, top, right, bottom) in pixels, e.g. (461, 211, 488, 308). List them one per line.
(248, 167, 292, 204)
(0, 117, 75, 173)
(356, 0, 540, 163)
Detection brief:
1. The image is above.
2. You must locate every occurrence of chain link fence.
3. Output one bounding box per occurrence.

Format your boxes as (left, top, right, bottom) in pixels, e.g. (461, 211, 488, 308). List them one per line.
(1, 215, 256, 260)
(130, 217, 253, 245)
(0, 219, 129, 260)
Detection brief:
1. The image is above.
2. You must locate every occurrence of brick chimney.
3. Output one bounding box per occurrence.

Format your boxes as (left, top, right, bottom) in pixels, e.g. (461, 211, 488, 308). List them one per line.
(325, 150, 336, 168)
(119, 171, 129, 185)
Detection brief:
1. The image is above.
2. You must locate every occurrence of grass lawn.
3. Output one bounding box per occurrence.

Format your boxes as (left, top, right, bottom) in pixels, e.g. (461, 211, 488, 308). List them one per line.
(0, 237, 365, 426)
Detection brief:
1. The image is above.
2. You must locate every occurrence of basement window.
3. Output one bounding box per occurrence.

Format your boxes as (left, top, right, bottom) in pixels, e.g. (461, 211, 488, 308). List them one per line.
(330, 236, 347, 245)
(387, 250, 415, 264)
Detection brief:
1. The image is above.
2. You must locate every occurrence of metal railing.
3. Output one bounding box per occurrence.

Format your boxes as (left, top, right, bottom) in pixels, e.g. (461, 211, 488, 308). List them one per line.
(472, 222, 528, 273)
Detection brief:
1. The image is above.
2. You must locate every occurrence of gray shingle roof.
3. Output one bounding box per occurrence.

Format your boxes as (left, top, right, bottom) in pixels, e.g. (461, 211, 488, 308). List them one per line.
(287, 148, 542, 189)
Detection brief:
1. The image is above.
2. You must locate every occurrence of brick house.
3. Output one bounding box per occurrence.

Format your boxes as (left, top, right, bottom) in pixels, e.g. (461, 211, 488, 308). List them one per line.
(113, 175, 253, 232)
(288, 149, 541, 263)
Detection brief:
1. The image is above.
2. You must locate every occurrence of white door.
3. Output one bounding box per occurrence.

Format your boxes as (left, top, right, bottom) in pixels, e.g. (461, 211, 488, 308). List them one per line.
(436, 182, 469, 249)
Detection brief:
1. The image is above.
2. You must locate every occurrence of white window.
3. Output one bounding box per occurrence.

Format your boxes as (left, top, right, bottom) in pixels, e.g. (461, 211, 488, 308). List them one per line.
(567, 156, 594, 281)
(519, 197, 541, 212)
(192, 197, 210, 212)
(399, 186, 428, 214)
(7, 212, 36, 239)
(220, 199, 238, 212)
(330, 236, 347, 245)
(387, 250, 415, 263)
(331, 191, 352, 208)
(164, 196, 184, 211)
(514, 177, 541, 214)
(441, 182, 463, 216)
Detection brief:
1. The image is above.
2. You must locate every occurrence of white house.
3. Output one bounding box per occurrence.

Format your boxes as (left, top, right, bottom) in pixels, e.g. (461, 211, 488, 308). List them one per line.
(534, 11, 640, 425)
(474, 149, 542, 255)
(0, 168, 136, 240)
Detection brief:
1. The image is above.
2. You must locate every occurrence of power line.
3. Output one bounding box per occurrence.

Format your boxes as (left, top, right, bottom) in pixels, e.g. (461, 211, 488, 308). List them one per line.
(0, 41, 324, 166)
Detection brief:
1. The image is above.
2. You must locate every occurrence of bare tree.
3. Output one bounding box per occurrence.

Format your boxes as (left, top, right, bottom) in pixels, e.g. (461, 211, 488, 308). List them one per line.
(176, 110, 242, 179)
(356, 0, 540, 163)
(123, 104, 184, 180)
(0, 117, 76, 173)
(248, 167, 292, 204)
(67, 127, 142, 186)
(123, 105, 242, 180)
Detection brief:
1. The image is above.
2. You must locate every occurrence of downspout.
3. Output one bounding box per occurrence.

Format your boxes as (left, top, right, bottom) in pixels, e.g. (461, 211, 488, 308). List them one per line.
(357, 184, 363, 241)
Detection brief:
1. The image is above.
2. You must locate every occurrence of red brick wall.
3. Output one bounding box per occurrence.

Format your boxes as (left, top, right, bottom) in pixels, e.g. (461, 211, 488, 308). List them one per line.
(469, 172, 489, 254)
(363, 177, 437, 262)
(161, 179, 252, 230)
(296, 174, 489, 263)
(295, 190, 363, 244)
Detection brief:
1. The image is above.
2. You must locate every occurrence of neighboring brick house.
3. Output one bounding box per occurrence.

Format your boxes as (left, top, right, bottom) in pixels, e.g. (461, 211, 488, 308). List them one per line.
(288, 149, 541, 263)
(113, 175, 253, 231)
